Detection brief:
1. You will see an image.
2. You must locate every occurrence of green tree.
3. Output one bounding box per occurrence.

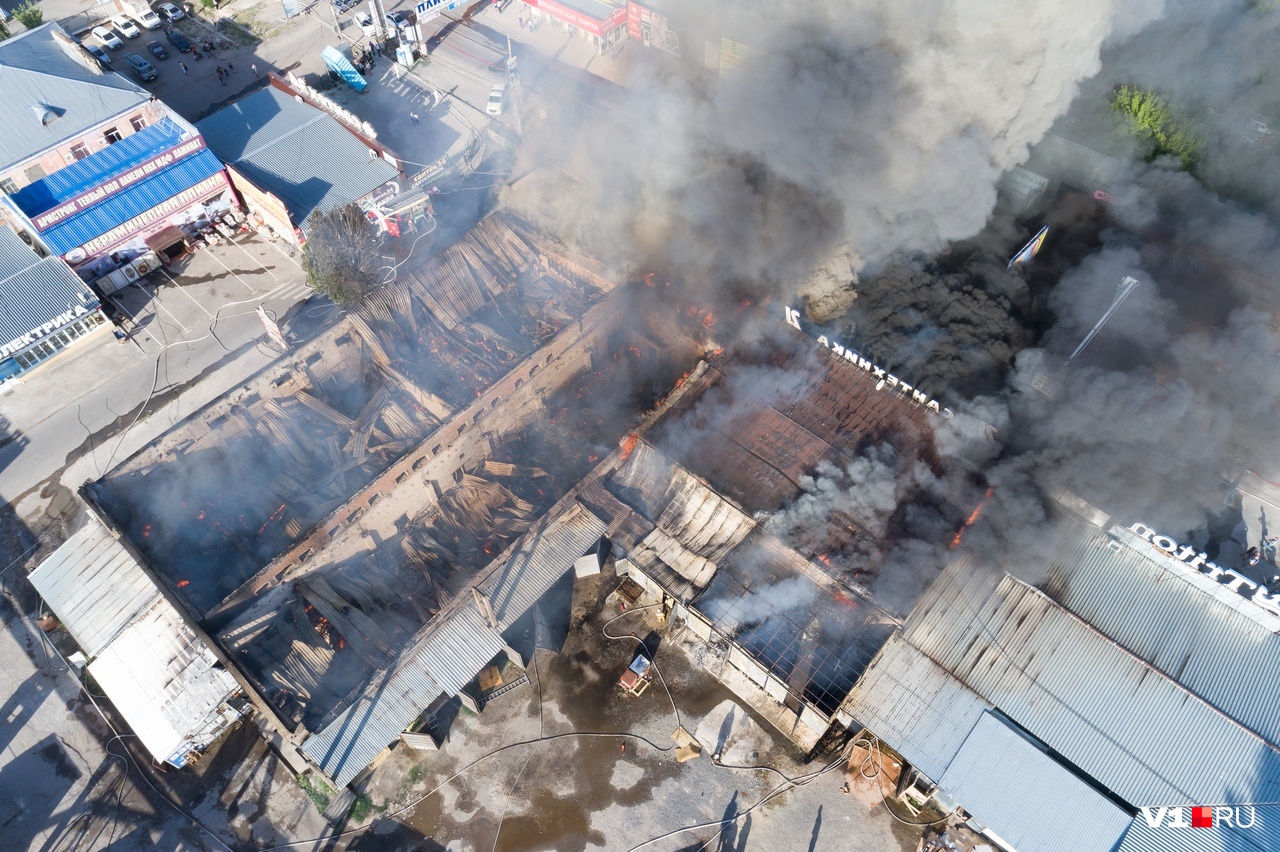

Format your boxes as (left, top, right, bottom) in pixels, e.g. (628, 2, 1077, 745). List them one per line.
(0, 19, 10, 41)
(1110, 84, 1203, 170)
(13, 1, 43, 29)
(301, 204, 382, 306)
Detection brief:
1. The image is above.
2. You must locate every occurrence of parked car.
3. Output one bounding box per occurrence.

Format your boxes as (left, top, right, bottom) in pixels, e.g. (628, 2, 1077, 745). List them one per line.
(133, 8, 163, 29)
(354, 11, 377, 37)
(84, 42, 113, 67)
(111, 15, 142, 38)
(123, 52, 158, 81)
(93, 26, 124, 50)
(486, 83, 505, 116)
(332, 0, 358, 11)
(156, 2, 185, 21)
(166, 29, 192, 52)
(384, 10, 410, 29)
(146, 40, 168, 60)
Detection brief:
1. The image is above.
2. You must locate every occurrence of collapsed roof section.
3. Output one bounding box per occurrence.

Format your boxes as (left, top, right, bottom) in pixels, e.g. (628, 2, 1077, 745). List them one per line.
(89, 211, 618, 617)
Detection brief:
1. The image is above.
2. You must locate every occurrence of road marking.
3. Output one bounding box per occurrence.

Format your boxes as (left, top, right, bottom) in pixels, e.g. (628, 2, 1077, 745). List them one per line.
(160, 268, 216, 318)
(106, 295, 158, 351)
(206, 249, 259, 294)
(231, 238, 280, 281)
(152, 295, 192, 334)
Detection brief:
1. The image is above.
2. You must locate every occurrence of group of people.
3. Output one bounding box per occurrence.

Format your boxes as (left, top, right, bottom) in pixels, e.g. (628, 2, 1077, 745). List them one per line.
(215, 62, 236, 84)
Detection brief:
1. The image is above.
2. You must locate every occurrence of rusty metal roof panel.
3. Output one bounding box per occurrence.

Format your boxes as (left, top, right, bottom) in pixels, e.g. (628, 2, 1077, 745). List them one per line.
(842, 633, 988, 781)
(29, 516, 159, 657)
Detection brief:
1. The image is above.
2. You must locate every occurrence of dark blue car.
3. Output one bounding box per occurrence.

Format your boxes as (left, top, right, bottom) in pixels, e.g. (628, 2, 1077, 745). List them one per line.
(166, 29, 192, 52)
(147, 40, 168, 60)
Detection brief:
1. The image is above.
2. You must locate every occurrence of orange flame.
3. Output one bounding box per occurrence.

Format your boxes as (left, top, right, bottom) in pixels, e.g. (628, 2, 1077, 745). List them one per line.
(951, 486, 995, 549)
(176, 580, 191, 588)
(620, 433, 639, 460)
(701, 310, 717, 330)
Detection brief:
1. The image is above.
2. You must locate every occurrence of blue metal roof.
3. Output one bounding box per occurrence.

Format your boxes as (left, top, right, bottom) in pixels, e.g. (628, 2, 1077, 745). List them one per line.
(0, 226, 98, 345)
(939, 712, 1133, 852)
(35, 149, 225, 254)
(9, 118, 189, 217)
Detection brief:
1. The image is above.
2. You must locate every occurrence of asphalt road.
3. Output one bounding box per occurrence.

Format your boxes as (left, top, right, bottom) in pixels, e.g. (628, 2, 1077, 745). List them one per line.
(0, 232, 311, 507)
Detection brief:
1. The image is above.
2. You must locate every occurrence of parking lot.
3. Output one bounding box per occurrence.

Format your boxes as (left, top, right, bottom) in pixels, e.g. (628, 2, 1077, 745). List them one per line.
(0, 231, 315, 506)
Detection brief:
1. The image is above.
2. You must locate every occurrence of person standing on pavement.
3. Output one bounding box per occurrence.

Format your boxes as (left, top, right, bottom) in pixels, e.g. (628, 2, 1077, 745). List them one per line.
(251, 62, 259, 76)
(179, 61, 188, 74)
(227, 61, 235, 73)
(410, 111, 419, 125)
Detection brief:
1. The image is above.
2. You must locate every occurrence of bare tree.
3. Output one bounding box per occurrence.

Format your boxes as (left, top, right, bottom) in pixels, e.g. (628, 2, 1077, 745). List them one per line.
(301, 204, 382, 306)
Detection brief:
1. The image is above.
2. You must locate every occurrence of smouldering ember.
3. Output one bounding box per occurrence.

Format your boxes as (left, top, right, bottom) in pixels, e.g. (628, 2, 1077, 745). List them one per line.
(951, 486, 995, 549)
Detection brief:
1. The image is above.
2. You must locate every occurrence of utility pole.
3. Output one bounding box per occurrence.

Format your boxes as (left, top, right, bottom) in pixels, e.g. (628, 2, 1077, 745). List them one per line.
(506, 35, 522, 140)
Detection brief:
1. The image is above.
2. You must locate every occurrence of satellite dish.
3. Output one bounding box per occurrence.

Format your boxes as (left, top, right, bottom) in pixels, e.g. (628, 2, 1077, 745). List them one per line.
(65, 247, 86, 263)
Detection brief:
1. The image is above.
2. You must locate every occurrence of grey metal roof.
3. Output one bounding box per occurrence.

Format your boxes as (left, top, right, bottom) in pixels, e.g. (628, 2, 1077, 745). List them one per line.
(418, 606, 505, 694)
(482, 502, 606, 629)
(0, 226, 99, 346)
(301, 603, 505, 788)
(1039, 522, 1280, 749)
(903, 560, 1280, 808)
(28, 515, 158, 657)
(842, 633, 988, 782)
(87, 598, 240, 763)
(939, 712, 1133, 852)
(0, 24, 152, 172)
(195, 87, 399, 225)
(301, 641, 446, 788)
(1115, 809, 1279, 852)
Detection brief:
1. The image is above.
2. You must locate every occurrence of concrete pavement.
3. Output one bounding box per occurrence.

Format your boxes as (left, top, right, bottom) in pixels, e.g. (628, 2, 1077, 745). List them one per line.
(0, 232, 313, 509)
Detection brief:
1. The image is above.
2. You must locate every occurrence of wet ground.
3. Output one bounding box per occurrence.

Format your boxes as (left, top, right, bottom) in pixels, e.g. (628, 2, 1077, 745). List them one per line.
(329, 562, 922, 852)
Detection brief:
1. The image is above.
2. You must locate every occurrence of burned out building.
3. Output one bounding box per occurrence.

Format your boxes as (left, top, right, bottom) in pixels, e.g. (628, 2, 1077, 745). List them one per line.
(47, 204, 955, 787)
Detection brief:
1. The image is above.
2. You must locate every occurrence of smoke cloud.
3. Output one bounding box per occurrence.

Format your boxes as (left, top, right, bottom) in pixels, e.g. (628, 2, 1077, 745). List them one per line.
(516, 0, 1280, 605)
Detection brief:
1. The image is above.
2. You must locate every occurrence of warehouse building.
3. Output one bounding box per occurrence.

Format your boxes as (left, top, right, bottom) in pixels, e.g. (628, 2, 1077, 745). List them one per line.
(843, 516, 1280, 852)
(28, 509, 244, 768)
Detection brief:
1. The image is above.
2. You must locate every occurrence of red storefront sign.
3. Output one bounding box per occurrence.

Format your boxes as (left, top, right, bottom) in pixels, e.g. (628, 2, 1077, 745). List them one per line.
(626, 0, 647, 39)
(33, 137, 208, 231)
(524, 0, 625, 37)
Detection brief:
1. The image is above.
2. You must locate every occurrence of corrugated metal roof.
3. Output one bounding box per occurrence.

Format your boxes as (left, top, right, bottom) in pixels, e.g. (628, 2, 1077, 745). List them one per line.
(9, 118, 190, 216)
(301, 602, 506, 788)
(35, 149, 226, 254)
(903, 560, 1280, 807)
(842, 633, 988, 782)
(939, 712, 1133, 852)
(1115, 809, 1279, 852)
(301, 644, 445, 787)
(28, 516, 158, 657)
(418, 606, 505, 694)
(0, 24, 151, 171)
(0, 228, 99, 345)
(483, 502, 606, 629)
(196, 87, 398, 224)
(1039, 522, 1280, 749)
(88, 598, 240, 762)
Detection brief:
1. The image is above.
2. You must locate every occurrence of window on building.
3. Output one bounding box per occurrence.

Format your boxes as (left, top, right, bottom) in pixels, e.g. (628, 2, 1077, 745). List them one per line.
(103, 127, 123, 145)
(70, 143, 90, 161)
(0, 178, 17, 195)
(129, 114, 146, 132)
